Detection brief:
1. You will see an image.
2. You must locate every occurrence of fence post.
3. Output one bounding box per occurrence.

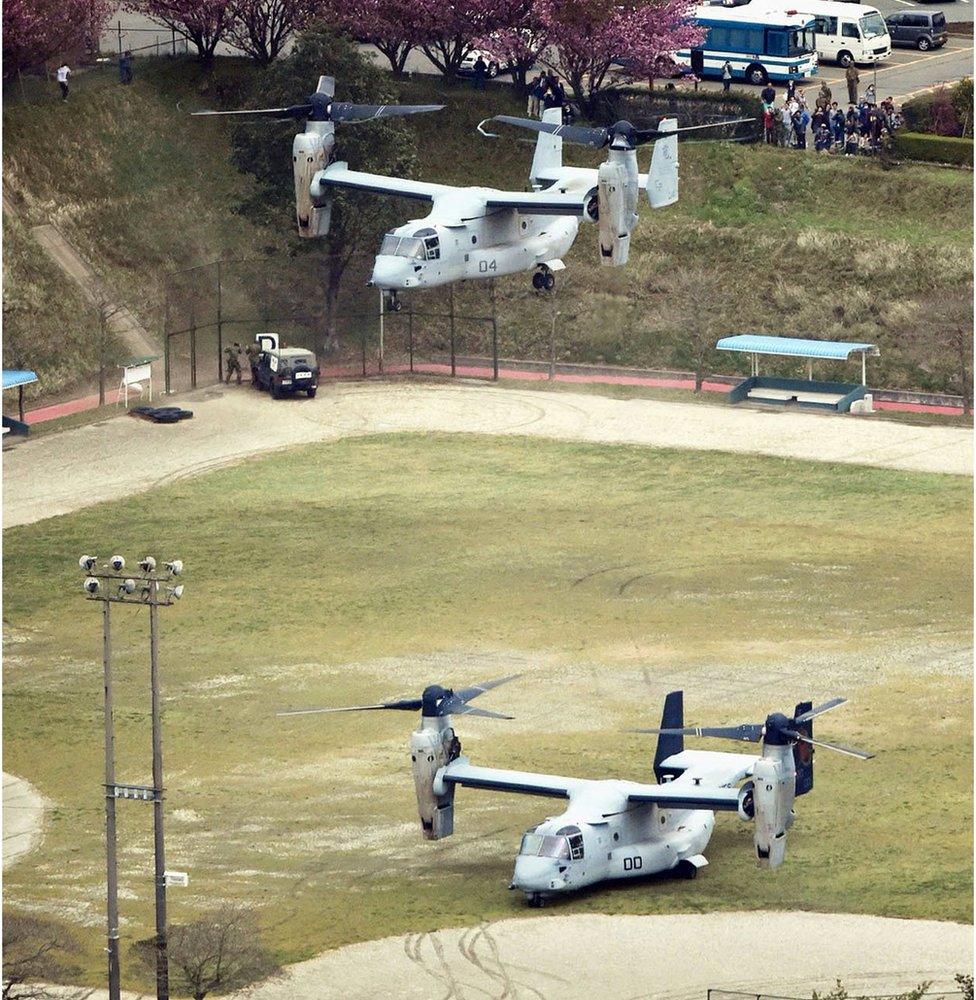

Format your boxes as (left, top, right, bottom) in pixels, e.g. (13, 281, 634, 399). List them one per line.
(408, 308, 414, 374)
(172, 28, 176, 56)
(189, 307, 197, 390)
(378, 289, 385, 375)
(490, 278, 498, 381)
(216, 260, 223, 383)
(449, 283, 456, 378)
(117, 21, 122, 57)
(163, 288, 171, 395)
(361, 322, 367, 377)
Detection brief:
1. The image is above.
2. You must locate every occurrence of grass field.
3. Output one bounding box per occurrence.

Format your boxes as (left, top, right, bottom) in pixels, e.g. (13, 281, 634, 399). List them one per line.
(3, 56, 972, 400)
(2, 432, 971, 990)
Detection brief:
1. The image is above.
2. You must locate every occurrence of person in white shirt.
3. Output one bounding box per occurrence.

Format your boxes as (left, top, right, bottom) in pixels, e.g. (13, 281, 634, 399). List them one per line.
(56, 63, 71, 101)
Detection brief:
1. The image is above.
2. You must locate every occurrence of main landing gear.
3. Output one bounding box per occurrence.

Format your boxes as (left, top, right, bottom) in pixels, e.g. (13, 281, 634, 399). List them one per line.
(383, 290, 402, 312)
(527, 892, 546, 908)
(532, 265, 556, 292)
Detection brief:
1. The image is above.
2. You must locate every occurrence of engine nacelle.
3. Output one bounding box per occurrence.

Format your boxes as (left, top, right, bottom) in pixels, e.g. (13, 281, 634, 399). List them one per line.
(293, 124, 334, 238)
(752, 753, 796, 869)
(410, 722, 459, 840)
(597, 149, 638, 268)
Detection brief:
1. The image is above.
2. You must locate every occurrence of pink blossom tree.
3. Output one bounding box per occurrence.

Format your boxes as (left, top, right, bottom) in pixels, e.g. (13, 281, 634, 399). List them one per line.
(3, 0, 111, 76)
(534, 0, 704, 114)
(476, 0, 548, 94)
(226, 0, 320, 65)
(413, 0, 512, 79)
(330, 0, 418, 75)
(125, 0, 234, 64)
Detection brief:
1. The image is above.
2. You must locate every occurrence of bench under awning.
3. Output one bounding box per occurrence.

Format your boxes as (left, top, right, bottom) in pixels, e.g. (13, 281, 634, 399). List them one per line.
(716, 335, 879, 385)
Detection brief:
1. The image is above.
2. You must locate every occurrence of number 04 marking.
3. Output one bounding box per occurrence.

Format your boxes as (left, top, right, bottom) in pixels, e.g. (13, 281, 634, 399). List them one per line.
(478, 259, 497, 273)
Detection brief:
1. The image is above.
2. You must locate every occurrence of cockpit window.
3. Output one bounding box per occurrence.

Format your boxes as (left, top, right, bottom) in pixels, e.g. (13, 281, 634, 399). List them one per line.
(379, 234, 425, 259)
(519, 832, 571, 860)
(423, 236, 440, 260)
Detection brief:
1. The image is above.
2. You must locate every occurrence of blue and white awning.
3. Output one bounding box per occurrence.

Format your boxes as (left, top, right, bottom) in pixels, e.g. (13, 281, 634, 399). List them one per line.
(716, 335, 879, 360)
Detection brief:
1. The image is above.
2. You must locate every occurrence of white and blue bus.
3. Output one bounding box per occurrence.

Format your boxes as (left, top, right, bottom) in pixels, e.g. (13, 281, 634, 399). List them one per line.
(675, 5, 819, 86)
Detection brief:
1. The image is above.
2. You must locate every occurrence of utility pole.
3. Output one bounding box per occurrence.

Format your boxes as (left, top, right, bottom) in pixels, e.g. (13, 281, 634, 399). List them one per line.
(102, 598, 121, 1000)
(79, 555, 185, 1000)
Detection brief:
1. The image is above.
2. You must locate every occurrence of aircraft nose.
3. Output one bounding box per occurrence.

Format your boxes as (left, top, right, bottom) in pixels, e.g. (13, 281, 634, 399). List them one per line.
(512, 856, 564, 892)
(370, 255, 413, 290)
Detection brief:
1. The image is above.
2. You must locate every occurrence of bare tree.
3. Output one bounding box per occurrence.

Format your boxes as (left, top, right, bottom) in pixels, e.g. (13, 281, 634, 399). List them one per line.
(132, 907, 280, 1000)
(2, 915, 90, 1000)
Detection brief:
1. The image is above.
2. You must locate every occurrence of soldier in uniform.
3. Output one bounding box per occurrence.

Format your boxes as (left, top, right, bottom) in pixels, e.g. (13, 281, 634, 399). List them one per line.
(245, 341, 261, 383)
(224, 343, 243, 384)
(845, 63, 860, 105)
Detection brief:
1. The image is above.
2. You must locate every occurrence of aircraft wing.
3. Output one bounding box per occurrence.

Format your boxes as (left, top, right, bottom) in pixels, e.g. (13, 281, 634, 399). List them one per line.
(313, 162, 451, 203)
(439, 760, 580, 799)
(624, 750, 758, 812)
(484, 191, 591, 217)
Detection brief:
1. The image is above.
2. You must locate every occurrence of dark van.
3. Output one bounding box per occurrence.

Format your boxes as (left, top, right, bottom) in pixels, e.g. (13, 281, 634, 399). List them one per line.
(884, 10, 948, 50)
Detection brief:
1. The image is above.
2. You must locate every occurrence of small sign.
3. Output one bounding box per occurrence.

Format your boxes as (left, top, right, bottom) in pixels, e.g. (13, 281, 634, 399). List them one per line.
(165, 871, 189, 887)
(111, 783, 155, 801)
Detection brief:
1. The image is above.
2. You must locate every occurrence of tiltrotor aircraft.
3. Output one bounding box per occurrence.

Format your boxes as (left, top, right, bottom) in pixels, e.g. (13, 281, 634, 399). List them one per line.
(280, 680, 873, 906)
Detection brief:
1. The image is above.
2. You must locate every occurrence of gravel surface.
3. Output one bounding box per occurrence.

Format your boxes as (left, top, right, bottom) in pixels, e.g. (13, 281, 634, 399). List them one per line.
(4, 381, 971, 528)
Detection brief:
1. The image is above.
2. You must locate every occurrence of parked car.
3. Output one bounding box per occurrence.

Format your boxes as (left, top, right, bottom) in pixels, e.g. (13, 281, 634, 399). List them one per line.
(458, 49, 503, 77)
(884, 10, 948, 49)
(252, 346, 319, 399)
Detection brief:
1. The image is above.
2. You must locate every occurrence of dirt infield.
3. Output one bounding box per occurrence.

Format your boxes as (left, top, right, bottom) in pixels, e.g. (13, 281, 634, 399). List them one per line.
(242, 911, 974, 1000)
(2, 773, 47, 870)
(4, 380, 971, 528)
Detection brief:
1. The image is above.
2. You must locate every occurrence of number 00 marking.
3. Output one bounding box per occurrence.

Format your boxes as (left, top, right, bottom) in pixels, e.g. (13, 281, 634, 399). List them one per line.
(623, 856, 643, 871)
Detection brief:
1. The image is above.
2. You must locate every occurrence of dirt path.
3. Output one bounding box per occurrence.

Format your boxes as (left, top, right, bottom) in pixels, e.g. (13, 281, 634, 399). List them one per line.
(30, 223, 157, 362)
(3, 772, 47, 870)
(4, 381, 970, 529)
(57, 910, 969, 1000)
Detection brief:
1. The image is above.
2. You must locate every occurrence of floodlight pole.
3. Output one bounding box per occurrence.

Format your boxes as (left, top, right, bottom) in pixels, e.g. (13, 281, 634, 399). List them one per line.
(149, 579, 170, 1000)
(102, 600, 122, 1000)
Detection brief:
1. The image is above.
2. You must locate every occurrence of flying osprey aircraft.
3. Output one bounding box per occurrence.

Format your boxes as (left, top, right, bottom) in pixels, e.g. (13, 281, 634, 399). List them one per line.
(280, 681, 872, 906)
(194, 74, 750, 307)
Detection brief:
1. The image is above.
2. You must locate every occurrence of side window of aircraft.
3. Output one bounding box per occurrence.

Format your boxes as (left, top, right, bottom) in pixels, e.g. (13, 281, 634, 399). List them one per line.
(557, 825, 585, 860)
(424, 236, 440, 260)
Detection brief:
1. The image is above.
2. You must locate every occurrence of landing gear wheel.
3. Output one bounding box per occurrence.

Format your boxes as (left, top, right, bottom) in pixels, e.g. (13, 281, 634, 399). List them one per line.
(532, 272, 545, 290)
(543, 272, 555, 291)
(676, 860, 699, 880)
(527, 893, 545, 908)
(383, 290, 402, 313)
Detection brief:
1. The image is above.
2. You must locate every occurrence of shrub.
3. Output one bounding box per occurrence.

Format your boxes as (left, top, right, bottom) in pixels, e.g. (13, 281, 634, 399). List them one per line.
(893, 131, 974, 167)
(950, 77, 973, 138)
(903, 78, 972, 136)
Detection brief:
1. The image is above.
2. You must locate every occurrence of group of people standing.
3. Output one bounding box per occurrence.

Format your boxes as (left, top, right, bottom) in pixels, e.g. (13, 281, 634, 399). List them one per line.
(760, 78, 902, 156)
(526, 73, 568, 118)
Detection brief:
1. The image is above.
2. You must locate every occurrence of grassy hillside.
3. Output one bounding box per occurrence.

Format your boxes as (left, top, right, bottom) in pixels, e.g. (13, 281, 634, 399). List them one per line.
(3, 56, 972, 398)
(2, 434, 971, 987)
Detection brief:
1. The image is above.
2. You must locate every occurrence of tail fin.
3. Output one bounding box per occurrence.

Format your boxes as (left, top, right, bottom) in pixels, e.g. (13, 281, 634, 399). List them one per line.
(654, 690, 684, 783)
(530, 107, 563, 188)
(646, 118, 678, 209)
(792, 700, 814, 796)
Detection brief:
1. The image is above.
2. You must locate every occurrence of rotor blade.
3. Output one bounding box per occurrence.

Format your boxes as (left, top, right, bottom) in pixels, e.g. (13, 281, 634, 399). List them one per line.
(794, 697, 847, 724)
(792, 734, 874, 760)
(488, 115, 610, 149)
(633, 117, 756, 143)
(330, 102, 445, 123)
(455, 674, 522, 703)
(316, 74, 335, 98)
(452, 704, 514, 720)
(631, 724, 764, 743)
(277, 698, 423, 717)
(191, 104, 312, 120)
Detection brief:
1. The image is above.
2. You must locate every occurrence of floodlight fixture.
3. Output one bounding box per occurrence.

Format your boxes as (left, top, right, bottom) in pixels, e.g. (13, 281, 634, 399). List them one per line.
(139, 556, 157, 572)
(110, 556, 126, 571)
(119, 579, 137, 596)
(164, 560, 183, 576)
(79, 555, 98, 571)
(167, 585, 184, 601)
(84, 577, 100, 594)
